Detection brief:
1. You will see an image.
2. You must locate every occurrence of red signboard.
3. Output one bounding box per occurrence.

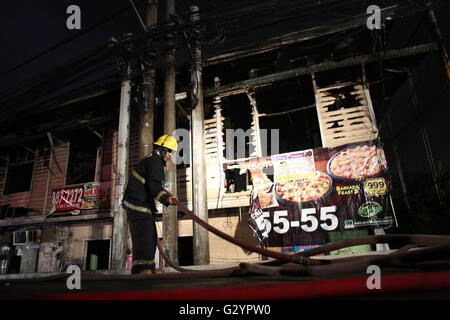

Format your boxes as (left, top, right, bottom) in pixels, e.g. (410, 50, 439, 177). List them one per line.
(51, 185, 84, 212)
(50, 182, 111, 214)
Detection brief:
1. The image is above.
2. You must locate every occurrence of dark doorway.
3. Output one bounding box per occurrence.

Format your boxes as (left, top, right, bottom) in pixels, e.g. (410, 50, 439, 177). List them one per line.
(85, 240, 110, 271)
(9, 254, 21, 274)
(178, 236, 193, 266)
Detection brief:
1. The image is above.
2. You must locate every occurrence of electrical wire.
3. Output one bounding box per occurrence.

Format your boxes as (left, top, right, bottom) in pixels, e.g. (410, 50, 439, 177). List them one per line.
(203, 2, 430, 66)
(0, 0, 148, 80)
(0, 44, 121, 115)
(0, 1, 410, 100)
(0, 43, 117, 107)
(0, 0, 440, 120)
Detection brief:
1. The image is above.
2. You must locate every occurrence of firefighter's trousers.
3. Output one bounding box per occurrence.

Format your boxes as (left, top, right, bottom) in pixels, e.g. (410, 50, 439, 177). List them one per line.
(124, 206, 157, 274)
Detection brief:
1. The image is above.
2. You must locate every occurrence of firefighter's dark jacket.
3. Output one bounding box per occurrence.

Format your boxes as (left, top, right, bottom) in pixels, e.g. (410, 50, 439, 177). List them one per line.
(123, 151, 170, 213)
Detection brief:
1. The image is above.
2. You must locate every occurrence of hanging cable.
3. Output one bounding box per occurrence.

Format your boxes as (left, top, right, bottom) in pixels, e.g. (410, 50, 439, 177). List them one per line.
(129, 0, 147, 31)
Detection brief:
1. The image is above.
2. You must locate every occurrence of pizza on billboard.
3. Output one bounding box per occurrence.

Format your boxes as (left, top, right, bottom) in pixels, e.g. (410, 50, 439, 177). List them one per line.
(246, 139, 395, 244)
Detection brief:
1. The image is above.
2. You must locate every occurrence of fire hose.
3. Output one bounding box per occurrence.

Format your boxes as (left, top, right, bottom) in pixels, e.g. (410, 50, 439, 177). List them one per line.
(159, 188, 450, 275)
(159, 188, 315, 271)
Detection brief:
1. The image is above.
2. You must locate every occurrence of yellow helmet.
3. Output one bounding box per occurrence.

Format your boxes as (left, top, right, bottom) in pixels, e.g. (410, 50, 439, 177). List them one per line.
(153, 134, 178, 151)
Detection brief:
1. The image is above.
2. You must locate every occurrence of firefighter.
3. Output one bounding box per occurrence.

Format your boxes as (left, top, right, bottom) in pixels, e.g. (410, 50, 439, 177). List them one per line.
(122, 134, 178, 274)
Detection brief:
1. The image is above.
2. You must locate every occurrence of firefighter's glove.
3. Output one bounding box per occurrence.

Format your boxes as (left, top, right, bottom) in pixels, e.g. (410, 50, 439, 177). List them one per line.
(167, 195, 177, 206)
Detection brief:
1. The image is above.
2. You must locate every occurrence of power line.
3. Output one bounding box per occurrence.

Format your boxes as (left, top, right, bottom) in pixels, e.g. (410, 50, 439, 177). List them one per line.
(0, 44, 118, 110)
(0, 0, 438, 113)
(0, 0, 147, 80)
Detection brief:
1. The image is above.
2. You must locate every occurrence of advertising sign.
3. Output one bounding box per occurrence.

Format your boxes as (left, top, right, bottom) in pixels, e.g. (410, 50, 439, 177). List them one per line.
(230, 139, 396, 247)
(81, 182, 110, 210)
(51, 185, 84, 212)
(51, 182, 110, 214)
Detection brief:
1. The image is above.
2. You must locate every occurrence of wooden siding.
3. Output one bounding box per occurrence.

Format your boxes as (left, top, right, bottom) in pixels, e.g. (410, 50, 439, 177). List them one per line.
(45, 143, 70, 215)
(0, 153, 32, 216)
(0, 163, 7, 196)
(177, 115, 226, 204)
(314, 80, 378, 148)
(0, 192, 31, 210)
(28, 146, 52, 216)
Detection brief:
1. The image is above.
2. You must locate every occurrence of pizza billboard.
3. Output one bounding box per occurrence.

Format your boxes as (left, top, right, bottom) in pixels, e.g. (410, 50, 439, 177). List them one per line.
(226, 139, 396, 246)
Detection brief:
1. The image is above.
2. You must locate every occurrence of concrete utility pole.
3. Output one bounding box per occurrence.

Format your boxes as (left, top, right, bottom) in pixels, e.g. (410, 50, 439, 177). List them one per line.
(138, 0, 158, 160)
(190, 5, 210, 266)
(112, 47, 132, 270)
(163, 0, 179, 265)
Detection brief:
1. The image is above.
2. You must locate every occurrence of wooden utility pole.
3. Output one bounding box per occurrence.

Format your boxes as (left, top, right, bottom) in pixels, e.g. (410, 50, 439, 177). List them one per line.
(138, 0, 158, 160)
(163, 0, 179, 265)
(112, 48, 132, 270)
(190, 5, 210, 266)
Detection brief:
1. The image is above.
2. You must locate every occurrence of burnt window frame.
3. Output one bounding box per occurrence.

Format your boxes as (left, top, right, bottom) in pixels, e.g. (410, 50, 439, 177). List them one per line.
(3, 146, 36, 195)
(65, 129, 103, 186)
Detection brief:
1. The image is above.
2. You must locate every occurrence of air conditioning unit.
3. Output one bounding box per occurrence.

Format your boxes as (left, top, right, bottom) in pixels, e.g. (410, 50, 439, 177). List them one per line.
(13, 230, 41, 245)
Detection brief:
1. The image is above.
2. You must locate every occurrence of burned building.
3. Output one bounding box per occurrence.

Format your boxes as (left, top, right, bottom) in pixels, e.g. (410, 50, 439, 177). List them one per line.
(0, 0, 449, 275)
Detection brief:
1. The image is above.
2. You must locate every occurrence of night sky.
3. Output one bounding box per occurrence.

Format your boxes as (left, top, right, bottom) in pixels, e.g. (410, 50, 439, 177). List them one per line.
(3, 0, 448, 109)
(0, 0, 235, 105)
(1, 0, 449, 150)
